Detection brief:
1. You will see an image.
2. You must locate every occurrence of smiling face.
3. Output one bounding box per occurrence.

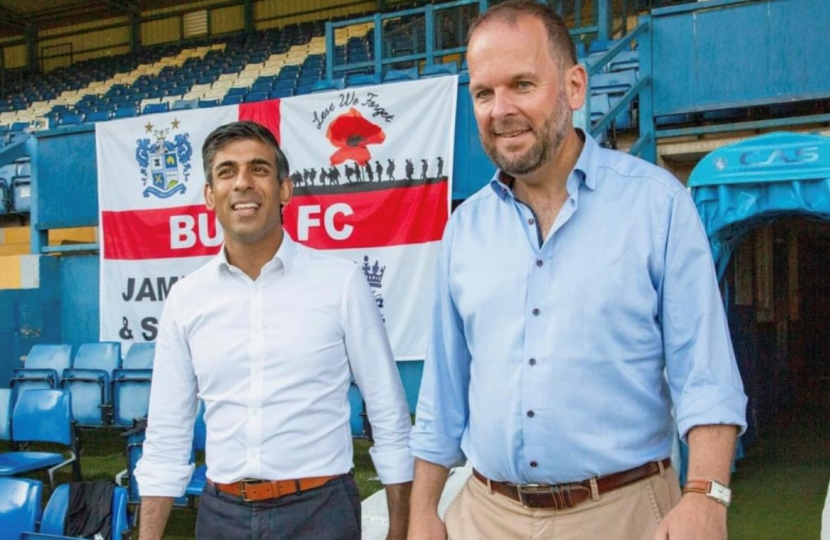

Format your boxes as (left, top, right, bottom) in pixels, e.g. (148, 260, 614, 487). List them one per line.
(204, 138, 292, 254)
(467, 15, 585, 180)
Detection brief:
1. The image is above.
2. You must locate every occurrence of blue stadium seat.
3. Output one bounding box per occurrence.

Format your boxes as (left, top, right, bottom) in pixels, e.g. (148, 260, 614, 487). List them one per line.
(84, 110, 111, 123)
(421, 63, 458, 78)
(226, 86, 248, 97)
(57, 113, 84, 127)
(312, 78, 345, 93)
(245, 91, 270, 103)
(184, 404, 208, 499)
(112, 106, 138, 119)
(269, 88, 294, 99)
(10, 345, 73, 403)
(21, 483, 130, 540)
(222, 94, 244, 106)
(198, 99, 220, 108)
(171, 99, 198, 110)
(11, 176, 30, 213)
(143, 102, 170, 115)
(0, 178, 8, 215)
(0, 389, 79, 487)
(62, 342, 121, 427)
(383, 67, 418, 83)
(346, 73, 377, 87)
(112, 343, 155, 428)
(0, 478, 42, 540)
(608, 50, 639, 73)
(0, 389, 11, 440)
(16, 160, 30, 177)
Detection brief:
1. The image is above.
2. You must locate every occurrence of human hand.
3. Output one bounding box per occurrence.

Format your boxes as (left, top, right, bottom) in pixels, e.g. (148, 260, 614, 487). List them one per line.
(405, 510, 447, 540)
(653, 493, 728, 540)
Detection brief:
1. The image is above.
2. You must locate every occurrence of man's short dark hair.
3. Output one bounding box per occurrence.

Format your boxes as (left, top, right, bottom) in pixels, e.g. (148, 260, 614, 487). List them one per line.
(202, 120, 290, 186)
(467, 0, 578, 70)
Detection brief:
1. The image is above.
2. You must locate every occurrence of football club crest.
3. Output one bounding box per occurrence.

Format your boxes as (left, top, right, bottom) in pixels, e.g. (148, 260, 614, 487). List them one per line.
(135, 118, 193, 198)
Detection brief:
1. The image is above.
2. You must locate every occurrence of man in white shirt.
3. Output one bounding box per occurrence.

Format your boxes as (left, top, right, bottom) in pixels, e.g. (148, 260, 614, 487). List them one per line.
(135, 121, 414, 540)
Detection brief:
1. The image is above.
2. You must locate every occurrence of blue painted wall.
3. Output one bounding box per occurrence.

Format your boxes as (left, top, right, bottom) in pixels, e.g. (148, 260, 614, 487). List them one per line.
(0, 256, 62, 387)
(59, 254, 100, 349)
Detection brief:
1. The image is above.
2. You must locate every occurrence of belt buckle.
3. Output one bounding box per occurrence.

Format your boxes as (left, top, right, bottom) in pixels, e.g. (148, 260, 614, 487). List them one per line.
(238, 479, 264, 502)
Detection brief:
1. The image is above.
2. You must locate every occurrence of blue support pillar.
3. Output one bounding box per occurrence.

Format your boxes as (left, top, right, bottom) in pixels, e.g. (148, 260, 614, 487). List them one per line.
(374, 12, 383, 81)
(325, 21, 334, 81)
(425, 4, 435, 66)
(598, 0, 611, 41)
(637, 16, 656, 163)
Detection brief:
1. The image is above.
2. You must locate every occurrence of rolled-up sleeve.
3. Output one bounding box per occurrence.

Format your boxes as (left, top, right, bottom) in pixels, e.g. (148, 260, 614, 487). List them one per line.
(409, 220, 470, 469)
(134, 290, 198, 497)
(344, 266, 414, 485)
(660, 189, 747, 440)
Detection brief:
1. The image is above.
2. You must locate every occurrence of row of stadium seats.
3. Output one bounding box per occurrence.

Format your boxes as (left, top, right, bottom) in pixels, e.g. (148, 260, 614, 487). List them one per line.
(0, 159, 31, 215)
(9, 342, 155, 428)
(0, 477, 129, 540)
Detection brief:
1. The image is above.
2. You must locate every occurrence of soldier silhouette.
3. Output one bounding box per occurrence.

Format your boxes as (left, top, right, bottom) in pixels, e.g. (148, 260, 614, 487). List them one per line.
(330, 166, 341, 186)
(386, 159, 395, 181)
(420, 159, 428, 180)
(365, 163, 374, 182)
(319, 168, 328, 186)
(309, 168, 317, 186)
(437, 156, 444, 178)
(345, 164, 355, 183)
(375, 161, 384, 182)
(405, 159, 414, 181)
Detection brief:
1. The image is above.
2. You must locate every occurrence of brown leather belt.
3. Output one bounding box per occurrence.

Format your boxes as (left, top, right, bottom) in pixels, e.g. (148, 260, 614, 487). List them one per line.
(473, 458, 671, 509)
(208, 474, 342, 502)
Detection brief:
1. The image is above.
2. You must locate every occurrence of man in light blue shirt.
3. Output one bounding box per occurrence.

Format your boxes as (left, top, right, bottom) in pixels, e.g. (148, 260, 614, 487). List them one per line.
(407, 2, 746, 540)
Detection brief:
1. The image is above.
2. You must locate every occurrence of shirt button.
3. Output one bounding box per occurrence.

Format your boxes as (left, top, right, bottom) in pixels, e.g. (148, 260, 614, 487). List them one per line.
(536, 259, 543, 267)
(527, 410, 535, 418)
(530, 461, 538, 468)
(529, 358, 536, 366)
(532, 308, 540, 316)
(527, 218, 535, 225)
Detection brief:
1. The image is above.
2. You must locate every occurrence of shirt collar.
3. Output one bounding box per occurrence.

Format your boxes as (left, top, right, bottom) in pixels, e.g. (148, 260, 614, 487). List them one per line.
(488, 129, 598, 200)
(211, 230, 299, 277)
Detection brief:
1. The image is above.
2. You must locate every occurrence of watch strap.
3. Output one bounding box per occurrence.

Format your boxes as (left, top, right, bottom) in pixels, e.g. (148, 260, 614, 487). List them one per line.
(683, 479, 731, 507)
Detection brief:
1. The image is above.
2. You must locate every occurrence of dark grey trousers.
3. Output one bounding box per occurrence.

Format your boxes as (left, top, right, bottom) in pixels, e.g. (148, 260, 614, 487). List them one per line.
(195, 475, 362, 540)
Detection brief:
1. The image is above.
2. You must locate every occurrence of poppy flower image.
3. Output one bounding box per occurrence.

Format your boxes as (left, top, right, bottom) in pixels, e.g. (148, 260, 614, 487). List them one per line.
(326, 107, 386, 166)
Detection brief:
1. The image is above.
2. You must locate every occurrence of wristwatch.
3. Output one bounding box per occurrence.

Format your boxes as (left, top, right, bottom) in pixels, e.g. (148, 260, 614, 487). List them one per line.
(682, 479, 732, 507)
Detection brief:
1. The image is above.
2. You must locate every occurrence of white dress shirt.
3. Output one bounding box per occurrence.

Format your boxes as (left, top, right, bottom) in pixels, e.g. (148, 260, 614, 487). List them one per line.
(135, 233, 414, 497)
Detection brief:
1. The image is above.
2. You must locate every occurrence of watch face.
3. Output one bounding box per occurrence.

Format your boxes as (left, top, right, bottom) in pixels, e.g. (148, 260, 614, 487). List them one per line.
(710, 481, 732, 505)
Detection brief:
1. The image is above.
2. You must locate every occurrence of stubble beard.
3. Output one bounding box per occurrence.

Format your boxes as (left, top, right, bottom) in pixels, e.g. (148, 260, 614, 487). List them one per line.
(482, 88, 571, 177)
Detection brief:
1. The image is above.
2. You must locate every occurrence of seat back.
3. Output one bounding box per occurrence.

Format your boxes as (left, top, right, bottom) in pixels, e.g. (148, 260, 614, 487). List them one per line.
(22, 344, 73, 371)
(123, 342, 155, 370)
(0, 388, 11, 440)
(0, 478, 42, 539)
(12, 389, 73, 445)
(72, 342, 121, 371)
(64, 342, 121, 427)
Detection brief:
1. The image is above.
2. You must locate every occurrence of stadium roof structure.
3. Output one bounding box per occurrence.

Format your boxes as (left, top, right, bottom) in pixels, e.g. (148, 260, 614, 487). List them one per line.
(0, 0, 200, 38)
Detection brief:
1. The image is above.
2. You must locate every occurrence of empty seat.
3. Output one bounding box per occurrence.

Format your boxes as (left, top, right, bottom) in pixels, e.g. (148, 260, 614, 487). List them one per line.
(245, 91, 270, 103)
(143, 102, 170, 114)
(0, 178, 8, 214)
(84, 110, 111, 123)
(11, 176, 30, 213)
(421, 63, 458, 78)
(112, 105, 138, 119)
(21, 482, 130, 540)
(346, 73, 376, 87)
(221, 94, 244, 106)
(57, 113, 83, 127)
(62, 342, 121, 427)
(0, 478, 42, 540)
(312, 78, 345, 93)
(608, 50, 639, 73)
(0, 389, 80, 487)
(10, 344, 73, 402)
(383, 68, 418, 83)
(112, 343, 155, 428)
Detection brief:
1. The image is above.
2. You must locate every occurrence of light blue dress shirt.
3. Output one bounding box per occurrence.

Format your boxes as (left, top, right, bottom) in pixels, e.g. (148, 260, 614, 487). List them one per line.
(410, 133, 747, 484)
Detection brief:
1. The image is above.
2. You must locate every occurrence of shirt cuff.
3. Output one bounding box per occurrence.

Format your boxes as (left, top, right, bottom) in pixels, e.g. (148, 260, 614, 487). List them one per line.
(409, 431, 466, 470)
(675, 385, 748, 442)
(369, 445, 414, 485)
(134, 458, 196, 498)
